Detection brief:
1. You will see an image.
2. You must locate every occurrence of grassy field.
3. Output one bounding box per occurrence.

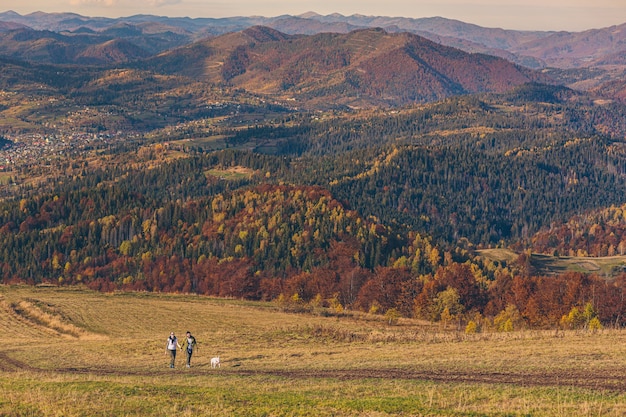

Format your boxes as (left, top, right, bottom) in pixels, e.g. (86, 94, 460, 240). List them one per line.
(1, 285, 626, 416)
(205, 166, 256, 181)
(477, 248, 626, 277)
(178, 135, 229, 151)
(0, 172, 12, 185)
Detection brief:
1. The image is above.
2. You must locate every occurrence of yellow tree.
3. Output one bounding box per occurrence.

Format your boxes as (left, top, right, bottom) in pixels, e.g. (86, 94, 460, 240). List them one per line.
(431, 286, 463, 325)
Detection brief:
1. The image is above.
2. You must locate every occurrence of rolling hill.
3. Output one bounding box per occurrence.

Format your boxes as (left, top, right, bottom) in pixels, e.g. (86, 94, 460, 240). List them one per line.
(510, 23, 626, 69)
(0, 28, 128, 64)
(75, 38, 151, 64)
(145, 26, 549, 108)
(0, 25, 189, 64)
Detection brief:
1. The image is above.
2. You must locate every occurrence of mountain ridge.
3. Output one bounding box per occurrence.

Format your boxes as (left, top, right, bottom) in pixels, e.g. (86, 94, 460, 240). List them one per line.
(2, 10, 622, 68)
(140, 26, 548, 108)
(1, 10, 624, 97)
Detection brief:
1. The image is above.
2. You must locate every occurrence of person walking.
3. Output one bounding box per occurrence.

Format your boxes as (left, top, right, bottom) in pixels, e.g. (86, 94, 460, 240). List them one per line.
(166, 332, 181, 368)
(180, 331, 198, 368)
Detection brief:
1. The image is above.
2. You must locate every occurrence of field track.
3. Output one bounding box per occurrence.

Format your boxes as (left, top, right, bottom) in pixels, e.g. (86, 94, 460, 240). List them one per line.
(2, 351, 624, 393)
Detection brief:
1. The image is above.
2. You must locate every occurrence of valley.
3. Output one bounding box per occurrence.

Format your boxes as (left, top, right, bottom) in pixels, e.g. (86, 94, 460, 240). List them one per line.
(0, 10, 625, 331)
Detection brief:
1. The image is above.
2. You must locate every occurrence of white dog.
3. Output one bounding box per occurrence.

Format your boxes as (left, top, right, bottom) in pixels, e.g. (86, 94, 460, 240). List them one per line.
(211, 356, 220, 368)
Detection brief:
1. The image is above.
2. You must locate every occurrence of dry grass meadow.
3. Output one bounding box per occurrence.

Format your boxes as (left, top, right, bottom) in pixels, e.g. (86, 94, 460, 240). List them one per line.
(477, 249, 626, 277)
(1, 284, 626, 416)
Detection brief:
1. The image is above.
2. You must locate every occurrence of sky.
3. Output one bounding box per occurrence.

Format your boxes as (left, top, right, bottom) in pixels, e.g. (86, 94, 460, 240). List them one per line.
(1, 0, 625, 32)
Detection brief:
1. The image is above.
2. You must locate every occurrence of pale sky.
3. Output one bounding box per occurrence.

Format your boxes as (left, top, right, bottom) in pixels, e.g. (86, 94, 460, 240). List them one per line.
(1, 0, 625, 31)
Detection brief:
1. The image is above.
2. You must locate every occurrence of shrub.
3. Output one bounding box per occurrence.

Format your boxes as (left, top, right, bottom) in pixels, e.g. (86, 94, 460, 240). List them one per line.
(465, 320, 478, 334)
(329, 293, 344, 314)
(494, 304, 524, 332)
(588, 317, 603, 332)
(560, 302, 601, 330)
(368, 302, 380, 315)
(384, 308, 401, 325)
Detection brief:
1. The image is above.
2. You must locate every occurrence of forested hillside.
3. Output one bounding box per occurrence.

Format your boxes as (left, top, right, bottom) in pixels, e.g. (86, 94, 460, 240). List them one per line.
(225, 88, 626, 245)
(1, 18, 625, 329)
(0, 150, 442, 308)
(529, 203, 626, 257)
(1, 148, 626, 327)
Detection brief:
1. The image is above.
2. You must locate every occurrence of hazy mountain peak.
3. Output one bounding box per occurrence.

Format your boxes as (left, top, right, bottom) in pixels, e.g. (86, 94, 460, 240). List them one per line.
(242, 25, 291, 42)
(0, 10, 21, 18)
(298, 11, 322, 19)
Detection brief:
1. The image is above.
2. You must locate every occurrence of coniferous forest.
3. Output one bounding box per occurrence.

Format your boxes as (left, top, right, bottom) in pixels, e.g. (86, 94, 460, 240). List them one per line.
(1, 80, 626, 329)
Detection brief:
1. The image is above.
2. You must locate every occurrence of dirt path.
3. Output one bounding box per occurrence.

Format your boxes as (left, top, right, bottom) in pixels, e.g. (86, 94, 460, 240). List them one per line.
(1, 352, 624, 392)
(239, 368, 626, 392)
(0, 352, 39, 372)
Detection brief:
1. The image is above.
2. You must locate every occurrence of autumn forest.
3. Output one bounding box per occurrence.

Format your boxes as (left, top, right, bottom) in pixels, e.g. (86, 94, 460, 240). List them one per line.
(1, 18, 626, 332)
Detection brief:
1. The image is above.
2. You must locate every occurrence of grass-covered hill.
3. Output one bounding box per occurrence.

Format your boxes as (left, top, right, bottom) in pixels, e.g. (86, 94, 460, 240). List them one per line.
(2, 285, 626, 416)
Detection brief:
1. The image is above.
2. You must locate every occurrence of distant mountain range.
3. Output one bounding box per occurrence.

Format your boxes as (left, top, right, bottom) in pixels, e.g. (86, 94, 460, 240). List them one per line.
(2, 10, 624, 68)
(0, 10, 624, 104)
(145, 26, 548, 107)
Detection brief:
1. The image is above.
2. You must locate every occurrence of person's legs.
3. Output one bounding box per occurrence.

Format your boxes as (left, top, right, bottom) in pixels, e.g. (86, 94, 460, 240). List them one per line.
(186, 350, 192, 367)
(169, 349, 176, 368)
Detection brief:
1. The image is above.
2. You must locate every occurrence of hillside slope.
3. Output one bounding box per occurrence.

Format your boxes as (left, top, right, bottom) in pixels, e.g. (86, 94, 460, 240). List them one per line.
(0, 26, 187, 64)
(510, 23, 626, 69)
(148, 26, 549, 108)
